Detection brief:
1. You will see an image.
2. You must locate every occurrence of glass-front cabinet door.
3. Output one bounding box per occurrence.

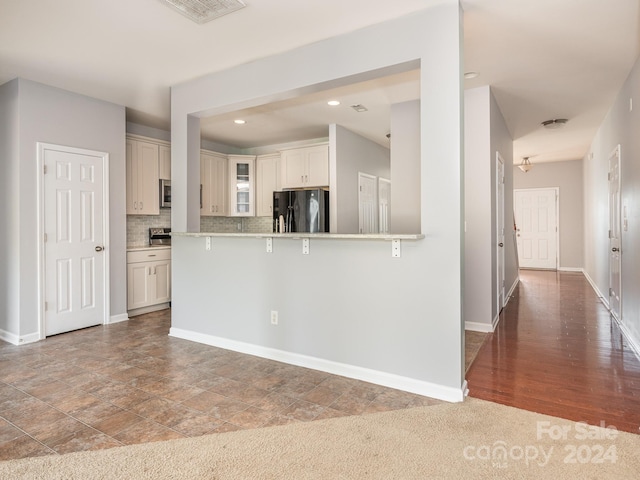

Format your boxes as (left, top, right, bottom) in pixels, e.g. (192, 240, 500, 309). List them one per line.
(228, 155, 256, 216)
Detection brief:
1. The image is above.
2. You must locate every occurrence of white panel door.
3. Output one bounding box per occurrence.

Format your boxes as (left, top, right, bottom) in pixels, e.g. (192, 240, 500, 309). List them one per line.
(378, 178, 391, 234)
(43, 145, 107, 336)
(514, 188, 558, 269)
(608, 145, 621, 320)
(358, 173, 378, 234)
(496, 153, 505, 308)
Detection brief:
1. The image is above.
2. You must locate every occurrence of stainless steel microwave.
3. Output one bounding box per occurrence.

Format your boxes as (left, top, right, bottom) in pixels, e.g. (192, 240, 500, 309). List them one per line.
(160, 180, 171, 208)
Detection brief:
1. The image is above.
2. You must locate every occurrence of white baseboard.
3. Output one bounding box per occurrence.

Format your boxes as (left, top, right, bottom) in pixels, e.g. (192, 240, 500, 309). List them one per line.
(0, 329, 40, 345)
(465, 277, 520, 334)
(169, 327, 466, 403)
(506, 276, 519, 300)
(464, 322, 493, 333)
(583, 270, 608, 307)
(558, 267, 584, 272)
(0, 328, 19, 345)
(616, 320, 640, 359)
(582, 271, 640, 360)
(108, 313, 129, 324)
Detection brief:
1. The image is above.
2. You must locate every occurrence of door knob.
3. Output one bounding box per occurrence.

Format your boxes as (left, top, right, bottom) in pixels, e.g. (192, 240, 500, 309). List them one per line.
(612, 247, 619, 252)
(95, 246, 104, 252)
(498, 243, 504, 247)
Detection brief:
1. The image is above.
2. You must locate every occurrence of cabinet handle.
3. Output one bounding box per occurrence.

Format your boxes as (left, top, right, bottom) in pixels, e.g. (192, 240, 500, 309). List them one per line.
(140, 201, 143, 210)
(134, 201, 137, 210)
(305, 175, 308, 182)
(301, 175, 304, 183)
(210, 205, 214, 213)
(148, 254, 157, 257)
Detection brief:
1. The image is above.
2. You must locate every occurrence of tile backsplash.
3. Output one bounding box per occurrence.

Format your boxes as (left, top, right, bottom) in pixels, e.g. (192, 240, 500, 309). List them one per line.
(127, 211, 272, 246)
(127, 209, 171, 246)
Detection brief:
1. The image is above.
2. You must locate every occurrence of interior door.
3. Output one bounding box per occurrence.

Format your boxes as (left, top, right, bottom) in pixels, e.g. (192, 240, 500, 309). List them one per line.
(514, 188, 558, 269)
(608, 145, 621, 320)
(42, 144, 108, 336)
(496, 153, 505, 308)
(358, 173, 377, 234)
(378, 178, 391, 234)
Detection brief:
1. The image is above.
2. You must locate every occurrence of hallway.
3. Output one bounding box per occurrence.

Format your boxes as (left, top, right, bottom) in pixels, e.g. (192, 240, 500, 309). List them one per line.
(466, 269, 640, 434)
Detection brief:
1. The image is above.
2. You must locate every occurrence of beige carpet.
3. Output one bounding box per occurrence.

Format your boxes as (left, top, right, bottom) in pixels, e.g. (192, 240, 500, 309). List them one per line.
(1, 398, 638, 479)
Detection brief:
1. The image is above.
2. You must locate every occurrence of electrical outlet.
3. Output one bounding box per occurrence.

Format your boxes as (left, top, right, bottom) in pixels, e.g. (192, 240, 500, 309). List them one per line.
(205, 236, 211, 251)
(270, 310, 278, 325)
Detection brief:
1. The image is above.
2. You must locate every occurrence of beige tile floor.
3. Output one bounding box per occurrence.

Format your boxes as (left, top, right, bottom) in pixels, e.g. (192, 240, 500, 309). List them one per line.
(0, 310, 477, 461)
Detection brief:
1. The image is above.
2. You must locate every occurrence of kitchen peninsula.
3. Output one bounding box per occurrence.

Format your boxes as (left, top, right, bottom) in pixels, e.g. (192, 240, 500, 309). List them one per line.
(169, 4, 465, 403)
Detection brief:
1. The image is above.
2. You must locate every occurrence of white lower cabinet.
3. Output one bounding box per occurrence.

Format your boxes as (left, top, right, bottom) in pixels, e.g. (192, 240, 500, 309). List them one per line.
(127, 247, 171, 315)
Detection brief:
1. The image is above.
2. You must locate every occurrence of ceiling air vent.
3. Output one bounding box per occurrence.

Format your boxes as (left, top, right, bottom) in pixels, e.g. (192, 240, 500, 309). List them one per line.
(160, 0, 246, 24)
(351, 104, 368, 113)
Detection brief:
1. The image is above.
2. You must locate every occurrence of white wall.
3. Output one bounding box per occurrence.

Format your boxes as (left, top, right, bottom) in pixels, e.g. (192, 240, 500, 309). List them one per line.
(490, 88, 517, 320)
(463, 86, 516, 332)
(170, 3, 466, 400)
(0, 80, 20, 339)
(584, 54, 640, 350)
(0, 78, 127, 342)
(390, 100, 421, 234)
(513, 160, 584, 269)
(464, 87, 492, 330)
(331, 124, 390, 233)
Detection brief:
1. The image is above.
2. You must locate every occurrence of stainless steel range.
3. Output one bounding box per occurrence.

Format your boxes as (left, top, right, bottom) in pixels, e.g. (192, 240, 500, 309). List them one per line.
(149, 227, 171, 246)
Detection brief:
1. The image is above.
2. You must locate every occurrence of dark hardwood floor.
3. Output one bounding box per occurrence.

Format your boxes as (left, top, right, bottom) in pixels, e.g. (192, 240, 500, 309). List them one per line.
(466, 269, 640, 434)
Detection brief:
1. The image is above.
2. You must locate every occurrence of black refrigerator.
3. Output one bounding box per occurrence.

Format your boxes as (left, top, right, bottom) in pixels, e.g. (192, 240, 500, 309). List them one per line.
(273, 189, 330, 233)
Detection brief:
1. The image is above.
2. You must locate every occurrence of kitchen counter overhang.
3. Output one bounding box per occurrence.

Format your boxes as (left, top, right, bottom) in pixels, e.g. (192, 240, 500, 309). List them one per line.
(171, 232, 424, 240)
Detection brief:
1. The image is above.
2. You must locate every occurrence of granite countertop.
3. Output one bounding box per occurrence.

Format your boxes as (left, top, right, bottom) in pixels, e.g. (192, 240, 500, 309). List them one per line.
(171, 232, 425, 240)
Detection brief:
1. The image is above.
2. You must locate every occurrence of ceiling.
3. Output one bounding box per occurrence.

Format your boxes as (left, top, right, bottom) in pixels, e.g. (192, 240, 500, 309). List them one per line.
(1, 0, 639, 164)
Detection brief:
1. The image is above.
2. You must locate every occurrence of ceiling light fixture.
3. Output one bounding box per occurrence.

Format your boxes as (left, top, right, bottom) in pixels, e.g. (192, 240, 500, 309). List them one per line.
(541, 118, 568, 129)
(234, 119, 246, 125)
(518, 157, 533, 173)
(160, 0, 246, 24)
(350, 104, 368, 112)
(327, 100, 340, 106)
(464, 71, 479, 79)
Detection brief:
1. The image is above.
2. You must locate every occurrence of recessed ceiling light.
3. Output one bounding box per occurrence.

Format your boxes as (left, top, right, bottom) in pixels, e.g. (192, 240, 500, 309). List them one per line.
(160, 0, 246, 24)
(327, 100, 340, 106)
(464, 71, 479, 79)
(234, 119, 246, 125)
(541, 118, 568, 129)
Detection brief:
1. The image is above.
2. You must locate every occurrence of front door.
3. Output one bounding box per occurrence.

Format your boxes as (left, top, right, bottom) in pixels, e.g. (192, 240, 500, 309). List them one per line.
(608, 145, 622, 320)
(514, 188, 558, 269)
(41, 143, 108, 336)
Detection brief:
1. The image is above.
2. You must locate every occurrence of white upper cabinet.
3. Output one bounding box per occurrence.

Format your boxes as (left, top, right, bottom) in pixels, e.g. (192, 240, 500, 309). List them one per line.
(228, 155, 256, 216)
(256, 153, 281, 217)
(201, 150, 228, 216)
(126, 137, 160, 215)
(159, 145, 171, 180)
(280, 144, 329, 189)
